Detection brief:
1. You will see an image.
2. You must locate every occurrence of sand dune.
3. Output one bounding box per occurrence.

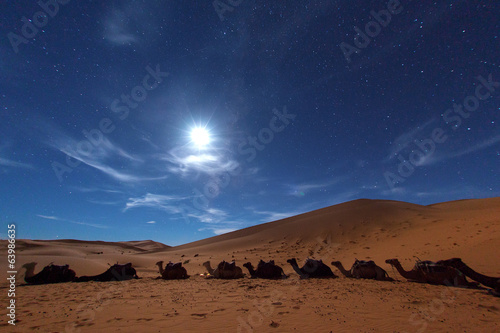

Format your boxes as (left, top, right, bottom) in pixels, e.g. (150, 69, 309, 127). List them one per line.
(1, 197, 499, 332)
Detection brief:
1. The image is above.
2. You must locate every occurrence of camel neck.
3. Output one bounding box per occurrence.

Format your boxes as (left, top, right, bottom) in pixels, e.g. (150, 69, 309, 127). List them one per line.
(336, 263, 351, 277)
(394, 262, 419, 280)
(290, 263, 307, 278)
(456, 262, 499, 289)
(24, 265, 36, 278)
(205, 263, 214, 275)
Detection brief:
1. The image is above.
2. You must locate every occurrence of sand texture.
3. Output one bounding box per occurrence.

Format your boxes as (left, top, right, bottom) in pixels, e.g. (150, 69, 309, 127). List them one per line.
(1, 198, 499, 332)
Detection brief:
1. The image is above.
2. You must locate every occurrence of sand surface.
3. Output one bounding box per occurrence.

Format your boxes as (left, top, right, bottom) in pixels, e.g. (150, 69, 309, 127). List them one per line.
(1, 198, 499, 332)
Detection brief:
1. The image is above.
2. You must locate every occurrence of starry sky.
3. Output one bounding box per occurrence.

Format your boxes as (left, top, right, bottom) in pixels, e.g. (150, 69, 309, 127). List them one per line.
(1, 1, 499, 245)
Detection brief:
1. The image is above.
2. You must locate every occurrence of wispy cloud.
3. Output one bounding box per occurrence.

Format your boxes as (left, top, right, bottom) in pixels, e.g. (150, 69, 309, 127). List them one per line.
(254, 210, 301, 222)
(199, 227, 238, 235)
(146, 221, 156, 224)
(125, 192, 244, 235)
(160, 146, 240, 177)
(87, 199, 121, 206)
(446, 135, 500, 159)
(37, 215, 57, 220)
(417, 134, 500, 166)
(37, 214, 108, 229)
(124, 193, 187, 212)
(47, 126, 165, 183)
(381, 187, 406, 196)
(285, 177, 346, 197)
(386, 118, 436, 161)
(103, 10, 138, 45)
(0, 143, 34, 169)
(72, 186, 124, 194)
(0, 157, 34, 169)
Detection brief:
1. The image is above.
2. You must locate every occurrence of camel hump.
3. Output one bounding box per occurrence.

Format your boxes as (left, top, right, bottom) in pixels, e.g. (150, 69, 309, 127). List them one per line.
(354, 260, 376, 267)
(305, 258, 322, 266)
(258, 260, 275, 268)
(415, 260, 447, 273)
(218, 260, 236, 270)
(166, 262, 182, 270)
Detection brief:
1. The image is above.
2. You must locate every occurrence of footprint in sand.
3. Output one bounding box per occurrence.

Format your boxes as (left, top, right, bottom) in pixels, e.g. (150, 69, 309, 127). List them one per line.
(191, 313, 208, 319)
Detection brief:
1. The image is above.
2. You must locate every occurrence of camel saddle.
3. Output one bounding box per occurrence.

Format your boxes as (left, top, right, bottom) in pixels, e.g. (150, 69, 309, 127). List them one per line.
(415, 260, 448, 273)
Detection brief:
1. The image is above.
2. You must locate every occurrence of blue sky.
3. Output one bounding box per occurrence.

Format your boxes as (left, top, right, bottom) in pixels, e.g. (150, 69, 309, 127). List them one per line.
(1, 1, 499, 245)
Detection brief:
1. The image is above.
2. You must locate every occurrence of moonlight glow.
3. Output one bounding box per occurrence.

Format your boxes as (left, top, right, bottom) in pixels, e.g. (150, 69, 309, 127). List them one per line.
(190, 127, 210, 148)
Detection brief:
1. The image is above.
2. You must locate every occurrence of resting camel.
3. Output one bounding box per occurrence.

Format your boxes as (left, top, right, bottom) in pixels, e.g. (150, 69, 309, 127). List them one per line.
(331, 260, 394, 281)
(287, 258, 337, 279)
(76, 263, 139, 282)
(156, 261, 189, 280)
(385, 258, 478, 287)
(202, 260, 244, 279)
(22, 262, 76, 285)
(243, 260, 287, 279)
(437, 258, 500, 296)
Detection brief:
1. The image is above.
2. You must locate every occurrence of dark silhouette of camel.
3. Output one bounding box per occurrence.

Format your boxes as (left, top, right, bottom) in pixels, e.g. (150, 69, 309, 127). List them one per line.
(243, 260, 287, 279)
(75, 263, 138, 282)
(22, 262, 76, 285)
(287, 258, 337, 279)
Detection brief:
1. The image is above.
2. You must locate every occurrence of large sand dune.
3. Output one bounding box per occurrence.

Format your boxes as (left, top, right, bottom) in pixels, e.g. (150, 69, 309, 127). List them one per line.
(1, 198, 499, 332)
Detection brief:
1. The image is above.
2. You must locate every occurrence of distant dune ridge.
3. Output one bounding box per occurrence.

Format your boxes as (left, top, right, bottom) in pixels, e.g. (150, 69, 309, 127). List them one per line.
(2, 197, 499, 332)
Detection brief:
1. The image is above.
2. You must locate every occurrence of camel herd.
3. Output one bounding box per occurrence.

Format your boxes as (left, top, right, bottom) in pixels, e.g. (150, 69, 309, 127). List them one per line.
(21, 262, 138, 284)
(20, 257, 500, 296)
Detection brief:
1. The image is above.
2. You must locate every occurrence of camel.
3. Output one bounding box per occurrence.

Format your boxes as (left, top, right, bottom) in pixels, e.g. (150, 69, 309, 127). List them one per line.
(437, 258, 500, 296)
(243, 260, 287, 279)
(76, 263, 139, 282)
(202, 260, 244, 279)
(286, 258, 337, 279)
(156, 261, 189, 280)
(331, 260, 394, 281)
(385, 258, 478, 287)
(22, 262, 76, 285)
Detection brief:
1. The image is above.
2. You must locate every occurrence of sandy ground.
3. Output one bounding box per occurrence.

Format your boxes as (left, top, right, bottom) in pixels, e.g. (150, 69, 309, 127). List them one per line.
(1, 197, 499, 332)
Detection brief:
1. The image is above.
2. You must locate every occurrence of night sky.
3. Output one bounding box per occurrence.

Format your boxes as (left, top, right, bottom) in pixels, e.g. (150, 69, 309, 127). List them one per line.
(1, 1, 498, 245)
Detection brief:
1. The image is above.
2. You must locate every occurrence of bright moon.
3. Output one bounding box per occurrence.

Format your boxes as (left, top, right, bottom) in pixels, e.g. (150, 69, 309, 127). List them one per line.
(190, 127, 210, 147)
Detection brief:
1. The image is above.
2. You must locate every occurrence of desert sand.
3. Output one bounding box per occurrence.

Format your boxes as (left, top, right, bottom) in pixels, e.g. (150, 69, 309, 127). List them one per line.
(1, 197, 499, 332)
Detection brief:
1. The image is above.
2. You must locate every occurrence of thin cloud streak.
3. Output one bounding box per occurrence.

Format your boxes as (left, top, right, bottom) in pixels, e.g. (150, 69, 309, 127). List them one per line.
(386, 118, 436, 161)
(254, 210, 301, 222)
(124, 193, 187, 212)
(285, 177, 347, 197)
(0, 157, 34, 169)
(37, 214, 108, 229)
(418, 135, 500, 166)
(47, 126, 165, 183)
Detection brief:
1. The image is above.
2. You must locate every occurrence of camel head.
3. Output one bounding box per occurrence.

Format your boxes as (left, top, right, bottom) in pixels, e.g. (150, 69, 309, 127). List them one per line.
(286, 258, 298, 266)
(22, 262, 37, 269)
(202, 261, 211, 268)
(331, 261, 341, 267)
(242, 262, 253, 270)
(155, 261, 163, 266)
(385, 259, 399, 266)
